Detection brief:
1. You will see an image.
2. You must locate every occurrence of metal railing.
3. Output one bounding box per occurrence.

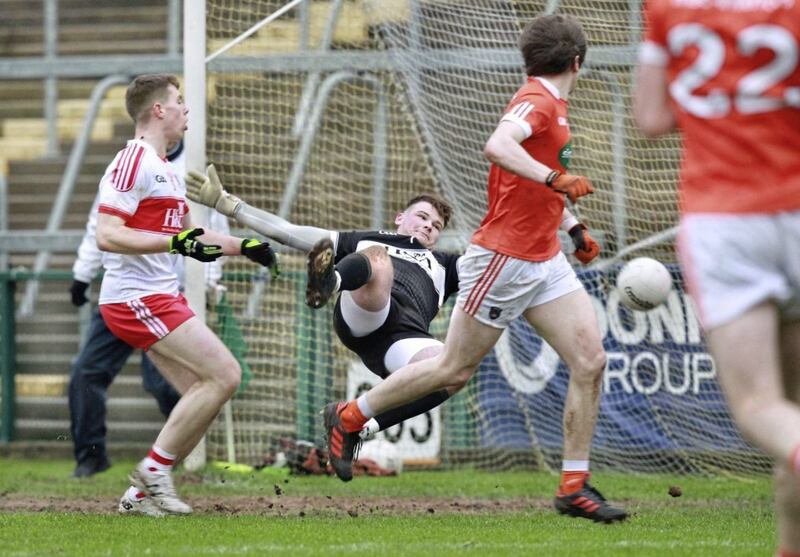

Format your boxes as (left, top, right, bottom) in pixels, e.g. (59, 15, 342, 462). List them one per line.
(18, 75, 130, 318)
(0, 269, 72, 442)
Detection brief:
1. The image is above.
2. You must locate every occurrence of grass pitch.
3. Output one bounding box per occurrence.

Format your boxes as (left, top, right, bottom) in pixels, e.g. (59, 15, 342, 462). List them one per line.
(0, 457, 774, 556)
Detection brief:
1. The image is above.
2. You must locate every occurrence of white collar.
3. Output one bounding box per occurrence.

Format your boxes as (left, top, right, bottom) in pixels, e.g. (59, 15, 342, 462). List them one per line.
(534, 76, 561, 100)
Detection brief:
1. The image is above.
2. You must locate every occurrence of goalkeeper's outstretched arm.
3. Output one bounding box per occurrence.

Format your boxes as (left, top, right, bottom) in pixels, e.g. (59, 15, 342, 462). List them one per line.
(234, 202, 330, 252)
(185, 165, 331, 252)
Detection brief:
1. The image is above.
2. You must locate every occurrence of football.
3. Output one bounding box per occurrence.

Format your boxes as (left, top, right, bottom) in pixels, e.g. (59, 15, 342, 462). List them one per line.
(616, 257, 672, 311)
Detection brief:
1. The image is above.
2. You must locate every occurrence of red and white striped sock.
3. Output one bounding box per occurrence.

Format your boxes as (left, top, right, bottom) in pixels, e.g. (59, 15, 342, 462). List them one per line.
(125, 486, 145, 501)
(143, 445, 176, 473)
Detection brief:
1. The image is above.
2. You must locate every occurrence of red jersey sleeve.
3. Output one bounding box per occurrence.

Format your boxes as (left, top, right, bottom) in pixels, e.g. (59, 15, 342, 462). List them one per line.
(639, 0, 670, 66)
(499, 91, 554, 140)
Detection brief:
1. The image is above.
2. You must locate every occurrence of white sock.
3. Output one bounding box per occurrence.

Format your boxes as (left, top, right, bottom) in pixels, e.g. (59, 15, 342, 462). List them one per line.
(360, 418, 380, 440)
(356, 394, 375, 419)
(562, 459, 590, 472)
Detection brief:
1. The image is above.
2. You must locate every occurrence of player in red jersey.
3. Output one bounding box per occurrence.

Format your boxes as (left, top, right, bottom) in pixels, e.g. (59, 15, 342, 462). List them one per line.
(95, 74, 279, 516)
(321, 14, 626, 523)
(634, 0, 800, 552)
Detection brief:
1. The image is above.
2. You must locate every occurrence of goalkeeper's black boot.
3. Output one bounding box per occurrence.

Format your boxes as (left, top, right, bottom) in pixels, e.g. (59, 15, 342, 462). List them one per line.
(322, 402, 362, 482)
(554, 481, 628, 523)
(306, 238, 336, 309)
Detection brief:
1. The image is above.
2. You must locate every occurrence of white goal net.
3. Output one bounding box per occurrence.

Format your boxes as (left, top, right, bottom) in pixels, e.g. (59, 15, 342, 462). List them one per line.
(201, 0, 770, 475)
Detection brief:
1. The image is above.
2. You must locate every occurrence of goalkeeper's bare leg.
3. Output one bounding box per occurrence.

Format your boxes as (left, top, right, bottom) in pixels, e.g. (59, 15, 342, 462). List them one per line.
(708, 309, 800, 550)
(129, 317, 241, 515)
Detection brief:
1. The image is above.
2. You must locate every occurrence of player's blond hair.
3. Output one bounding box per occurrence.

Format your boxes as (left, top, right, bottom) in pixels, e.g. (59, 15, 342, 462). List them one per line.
(519, 14, 586, 76)
(125, 74, 180, 123)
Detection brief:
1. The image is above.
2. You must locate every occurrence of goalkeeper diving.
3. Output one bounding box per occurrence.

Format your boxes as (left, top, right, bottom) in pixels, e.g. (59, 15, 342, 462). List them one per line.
(185, 163, 597, 462)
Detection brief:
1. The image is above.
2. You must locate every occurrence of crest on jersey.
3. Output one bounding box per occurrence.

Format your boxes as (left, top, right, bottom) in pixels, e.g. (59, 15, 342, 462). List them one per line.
(558, 141, 573, 169)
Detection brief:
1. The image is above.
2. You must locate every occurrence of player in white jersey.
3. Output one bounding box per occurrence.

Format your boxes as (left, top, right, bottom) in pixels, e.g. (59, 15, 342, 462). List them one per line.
(95, 74, 279, 516)
(68, 141, 188, 481)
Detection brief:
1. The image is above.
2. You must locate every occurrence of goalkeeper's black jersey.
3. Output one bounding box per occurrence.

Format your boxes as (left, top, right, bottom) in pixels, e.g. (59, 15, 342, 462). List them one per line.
(332, 229, 460, 377)
(333, 230, 460, 326)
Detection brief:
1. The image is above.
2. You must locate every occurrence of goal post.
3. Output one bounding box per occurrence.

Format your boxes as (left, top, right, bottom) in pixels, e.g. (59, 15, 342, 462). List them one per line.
(182, 0, 209, 471)
(195, 0, 770, 476)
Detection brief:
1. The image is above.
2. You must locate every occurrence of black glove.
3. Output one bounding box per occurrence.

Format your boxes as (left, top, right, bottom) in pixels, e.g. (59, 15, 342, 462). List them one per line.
(241, 238, 280, 279)
(69, 280, 90, 307)
(169, 228, 223, 262)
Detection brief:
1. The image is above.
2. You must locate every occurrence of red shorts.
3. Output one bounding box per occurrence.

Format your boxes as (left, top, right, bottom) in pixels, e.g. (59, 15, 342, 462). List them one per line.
(100, 293, 195, 350)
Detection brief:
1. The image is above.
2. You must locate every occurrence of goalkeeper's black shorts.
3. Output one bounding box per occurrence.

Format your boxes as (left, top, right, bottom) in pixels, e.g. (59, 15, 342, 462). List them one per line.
(333, 292, 434, 379)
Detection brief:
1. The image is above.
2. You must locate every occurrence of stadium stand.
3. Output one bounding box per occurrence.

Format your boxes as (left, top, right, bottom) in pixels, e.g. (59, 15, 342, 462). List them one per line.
(0, 0, 419, 458)
(0, 0, 171, 455)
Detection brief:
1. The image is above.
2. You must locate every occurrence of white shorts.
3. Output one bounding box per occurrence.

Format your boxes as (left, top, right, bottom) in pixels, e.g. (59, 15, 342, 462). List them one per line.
(383, 337, 444, 374)
(456, 244, 583, 328)
(677, 211, 800, 330)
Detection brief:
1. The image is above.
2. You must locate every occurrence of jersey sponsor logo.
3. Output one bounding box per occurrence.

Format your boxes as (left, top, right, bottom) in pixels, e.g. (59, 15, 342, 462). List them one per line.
(163, 201, 186, 230)
(155, 174, 167, 183)
(126, 197, 187, 235)
(356, 239, 447, 306)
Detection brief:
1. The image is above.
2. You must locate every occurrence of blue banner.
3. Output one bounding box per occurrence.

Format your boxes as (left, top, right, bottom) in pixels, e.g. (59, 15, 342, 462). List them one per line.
(475, 265, 754, 456)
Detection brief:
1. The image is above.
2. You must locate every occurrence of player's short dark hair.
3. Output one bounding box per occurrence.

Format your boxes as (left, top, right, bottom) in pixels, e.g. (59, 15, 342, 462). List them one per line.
(518, 14, 587, 76)
(405, 193, 453, 228)
(125, 74, 180, 123)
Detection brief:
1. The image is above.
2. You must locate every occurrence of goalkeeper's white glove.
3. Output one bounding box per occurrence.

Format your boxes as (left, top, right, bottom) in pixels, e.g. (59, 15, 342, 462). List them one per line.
(185, 164, 242, 217)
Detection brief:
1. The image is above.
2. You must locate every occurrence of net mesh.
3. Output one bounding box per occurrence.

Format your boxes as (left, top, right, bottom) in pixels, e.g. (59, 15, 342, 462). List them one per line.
(202, 0, 770, 475)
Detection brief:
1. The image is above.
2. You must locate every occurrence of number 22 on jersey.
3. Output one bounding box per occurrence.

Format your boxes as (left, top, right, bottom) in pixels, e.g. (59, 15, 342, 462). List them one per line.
(669, 22, 800, 117)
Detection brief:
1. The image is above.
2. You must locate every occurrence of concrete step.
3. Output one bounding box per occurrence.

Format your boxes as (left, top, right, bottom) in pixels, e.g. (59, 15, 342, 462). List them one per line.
(16, 314, 82, 336)
(16, 396, 165, 423)
(15, 418, 163, 444)
(8, 173, 101, 189)
(8, 192, 95, 215)
(3, 117, 115, 142)
(6, 253, 75, 269)
(9, 154, 109, 175)
(0, 99, 47, 119)
(7, 40, 168, 57)
(0, 439, 150, 460)
(16, 353, 75, 375)
(16, 332, 81, 356)
(8, 213, 89, 230)
(14, 358, 145, 378)
(0, 80, 88, 101)
(16, 24, 166, 44)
